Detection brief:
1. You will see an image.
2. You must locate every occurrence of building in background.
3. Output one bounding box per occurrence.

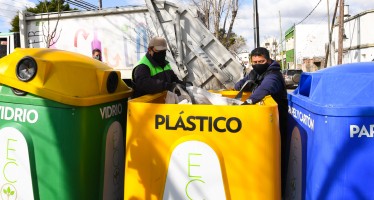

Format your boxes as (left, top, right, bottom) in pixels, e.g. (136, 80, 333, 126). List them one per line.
(261, 37, 287, 70)
(236, 49, 250, 68)
(285, 26, 295, 69)
(331, 9, 374, 65)
(262, 37, 278, 60)
(236, 49, 251, 76)
(285, 24, 328, 72)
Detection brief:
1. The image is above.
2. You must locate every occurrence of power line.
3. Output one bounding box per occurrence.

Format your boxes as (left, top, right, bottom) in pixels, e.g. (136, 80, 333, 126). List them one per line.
(66, 0, 98, 10)
(296, 0, 323, 25)
(6, 0, 99, 11)
(75, 0, 98, 9)
(66, 0, 94, 10)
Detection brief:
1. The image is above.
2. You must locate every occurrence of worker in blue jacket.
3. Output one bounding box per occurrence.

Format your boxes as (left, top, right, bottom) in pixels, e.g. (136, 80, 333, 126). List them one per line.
(235, 47, 288, 197)
(132, 36, 185, 98)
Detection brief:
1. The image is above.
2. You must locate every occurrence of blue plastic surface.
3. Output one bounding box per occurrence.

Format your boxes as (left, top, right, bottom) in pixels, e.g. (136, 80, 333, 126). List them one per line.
(285, 62, 374, 200)
(290, 62, 374, 116)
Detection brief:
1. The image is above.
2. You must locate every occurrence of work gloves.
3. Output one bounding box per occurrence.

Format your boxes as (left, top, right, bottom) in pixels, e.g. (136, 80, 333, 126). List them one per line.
(165, 82, 185, 92)
(165, 81, 194, 92)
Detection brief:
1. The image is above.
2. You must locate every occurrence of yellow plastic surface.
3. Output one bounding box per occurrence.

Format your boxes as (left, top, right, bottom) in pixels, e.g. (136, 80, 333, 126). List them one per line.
(125, 91, 281, 199)
(0, 48, 132, 106)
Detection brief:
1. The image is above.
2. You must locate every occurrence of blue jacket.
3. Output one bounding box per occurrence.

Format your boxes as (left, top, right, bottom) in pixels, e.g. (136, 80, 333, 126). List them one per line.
(234, 60, 288, 136)
(235, 60, 287, 104)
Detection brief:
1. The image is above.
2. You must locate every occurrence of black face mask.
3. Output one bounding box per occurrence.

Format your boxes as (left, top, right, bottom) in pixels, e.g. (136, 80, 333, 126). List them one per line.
(94, 55, 102, 61)
(252, 63, 269, 75)
(152, 50, 167, 66)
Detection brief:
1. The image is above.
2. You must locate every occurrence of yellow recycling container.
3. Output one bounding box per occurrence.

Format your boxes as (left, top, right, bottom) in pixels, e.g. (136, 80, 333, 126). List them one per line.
(125, 91, 281, 200)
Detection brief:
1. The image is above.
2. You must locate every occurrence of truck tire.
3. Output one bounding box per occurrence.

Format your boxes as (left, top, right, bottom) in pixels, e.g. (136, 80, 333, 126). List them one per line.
(292, 74, 301, 83)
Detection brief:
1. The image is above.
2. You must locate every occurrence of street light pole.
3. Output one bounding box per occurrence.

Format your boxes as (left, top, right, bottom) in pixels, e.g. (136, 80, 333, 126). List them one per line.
(324, 0, 339, 67)
(279, 11, 285, 69)
(253, 0, 260, 48)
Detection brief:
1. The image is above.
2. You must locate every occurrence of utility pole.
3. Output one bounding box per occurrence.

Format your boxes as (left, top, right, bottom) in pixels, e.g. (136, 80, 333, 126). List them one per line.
(326, 0, 332, 67)
(98, 0, 102, 9)
(253, 0, 260, 48)
(279, 11, 285, 70)
(293, 24, 296, 69)
(324, 0, 339, 67)
(338, 0, 344, 64)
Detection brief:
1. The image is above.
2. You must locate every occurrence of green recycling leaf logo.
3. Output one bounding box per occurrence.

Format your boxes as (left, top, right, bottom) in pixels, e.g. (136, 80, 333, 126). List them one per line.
(1, 184, 17, 200)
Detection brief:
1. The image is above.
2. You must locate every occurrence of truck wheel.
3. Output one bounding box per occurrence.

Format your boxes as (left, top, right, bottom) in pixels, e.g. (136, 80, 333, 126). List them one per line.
(292, 74, 301, 83)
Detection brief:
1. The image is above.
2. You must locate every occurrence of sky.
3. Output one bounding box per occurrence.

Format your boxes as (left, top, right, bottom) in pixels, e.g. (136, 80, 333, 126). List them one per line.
(1, 0, 374, 51)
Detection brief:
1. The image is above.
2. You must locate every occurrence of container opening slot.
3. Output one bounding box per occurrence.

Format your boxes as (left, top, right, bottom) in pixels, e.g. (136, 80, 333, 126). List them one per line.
(299, 74, 312, 97)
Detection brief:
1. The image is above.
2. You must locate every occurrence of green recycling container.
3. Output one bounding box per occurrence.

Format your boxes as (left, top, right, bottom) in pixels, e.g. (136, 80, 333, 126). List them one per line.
(0, 48, 132, 200)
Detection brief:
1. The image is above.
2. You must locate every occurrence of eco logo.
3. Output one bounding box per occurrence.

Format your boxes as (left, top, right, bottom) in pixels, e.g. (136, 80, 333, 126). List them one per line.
(0, 127, 35, 199)
(1, 183, 17, 200)
(163, 141, 226, 199)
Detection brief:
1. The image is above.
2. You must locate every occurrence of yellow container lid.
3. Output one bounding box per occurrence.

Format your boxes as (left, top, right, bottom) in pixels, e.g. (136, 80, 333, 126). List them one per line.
(0, 48, 132, 106)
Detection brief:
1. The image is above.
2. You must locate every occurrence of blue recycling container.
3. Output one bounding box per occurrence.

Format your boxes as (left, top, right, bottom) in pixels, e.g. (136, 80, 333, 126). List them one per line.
(285, 62, 374, 200)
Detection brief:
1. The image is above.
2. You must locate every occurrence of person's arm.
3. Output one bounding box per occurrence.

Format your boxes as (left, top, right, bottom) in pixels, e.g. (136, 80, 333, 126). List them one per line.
(134, 65, 168, 94)
(248, 73, 283, 103)
(234, 75, 250, 90)
(170, 70, 184, 85)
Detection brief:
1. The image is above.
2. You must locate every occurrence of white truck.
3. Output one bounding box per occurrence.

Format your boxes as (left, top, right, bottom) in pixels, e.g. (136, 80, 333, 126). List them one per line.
(0, 32, 20, 59)
(17, 0, 242, 89)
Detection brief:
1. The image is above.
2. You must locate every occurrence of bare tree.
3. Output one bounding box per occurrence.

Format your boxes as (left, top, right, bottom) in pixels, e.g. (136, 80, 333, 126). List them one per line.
(225, 0, 238, 48)
(228, 35, 245, 54)
(189, 0, 242, 50)
(191, 0, 211, 28)
(41, 0, 62, 47)
(212, 0, 224, 38)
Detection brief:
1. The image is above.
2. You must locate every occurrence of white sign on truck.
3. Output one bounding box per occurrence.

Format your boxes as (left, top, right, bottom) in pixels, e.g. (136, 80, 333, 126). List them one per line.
(19, 6, 154, 80)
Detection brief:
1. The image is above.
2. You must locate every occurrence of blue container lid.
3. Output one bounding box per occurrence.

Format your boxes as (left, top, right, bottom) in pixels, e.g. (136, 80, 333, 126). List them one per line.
(289, 62, 374, 116)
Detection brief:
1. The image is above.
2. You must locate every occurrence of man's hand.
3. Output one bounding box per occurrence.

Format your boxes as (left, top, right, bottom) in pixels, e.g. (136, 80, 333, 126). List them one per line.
(166, 82, 187, 95)
(166, 82, 178, 92)
(241, 99, 253, 105)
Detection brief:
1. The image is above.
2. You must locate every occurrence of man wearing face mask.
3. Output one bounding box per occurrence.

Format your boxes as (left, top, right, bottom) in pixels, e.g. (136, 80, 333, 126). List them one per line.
(131, 36, 185, 98)
(234, 47, 288, 197)
(92, 48, 102, 61)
